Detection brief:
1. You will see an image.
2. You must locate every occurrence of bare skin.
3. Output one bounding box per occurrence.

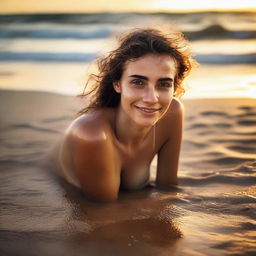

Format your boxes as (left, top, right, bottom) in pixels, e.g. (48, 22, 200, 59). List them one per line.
(58, 54, 184, 202)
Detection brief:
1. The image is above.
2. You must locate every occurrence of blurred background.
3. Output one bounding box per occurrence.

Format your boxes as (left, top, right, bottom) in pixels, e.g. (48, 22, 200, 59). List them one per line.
(0, 0, 255, 98)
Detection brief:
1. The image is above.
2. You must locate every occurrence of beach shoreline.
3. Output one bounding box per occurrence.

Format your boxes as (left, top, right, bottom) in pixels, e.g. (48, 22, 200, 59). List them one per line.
(0, 89, 255, 256)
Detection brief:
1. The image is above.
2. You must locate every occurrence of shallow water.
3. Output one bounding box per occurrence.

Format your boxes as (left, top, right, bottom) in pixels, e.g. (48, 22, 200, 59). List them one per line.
(0, 91, 255, 255)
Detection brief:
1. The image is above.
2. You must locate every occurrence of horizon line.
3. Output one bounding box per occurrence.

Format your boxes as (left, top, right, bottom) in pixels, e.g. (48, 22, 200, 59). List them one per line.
(1, 8, 256, 15)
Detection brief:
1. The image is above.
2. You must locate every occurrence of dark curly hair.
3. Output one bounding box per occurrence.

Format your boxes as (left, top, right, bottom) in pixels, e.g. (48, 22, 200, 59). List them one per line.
(79, 28, 195, 114)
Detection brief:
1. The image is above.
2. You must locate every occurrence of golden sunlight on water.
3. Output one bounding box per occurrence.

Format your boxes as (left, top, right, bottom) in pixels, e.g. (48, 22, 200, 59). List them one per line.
(1, 0, 256, 13)
(192, 40, 256, 55)
(147, 0, 256, 11)
(186, 65, 256, 99)
(0, 63, 87, 95)
(0, 62, 255, 98)
(0, 10, 255, 99)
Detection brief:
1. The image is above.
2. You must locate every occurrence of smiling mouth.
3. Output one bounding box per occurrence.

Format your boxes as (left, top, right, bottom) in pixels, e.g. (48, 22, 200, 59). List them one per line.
(135, 106, 161, 114)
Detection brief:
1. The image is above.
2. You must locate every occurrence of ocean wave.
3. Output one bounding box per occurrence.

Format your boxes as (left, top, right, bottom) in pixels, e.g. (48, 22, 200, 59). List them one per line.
(0, 12, 255, 26)
(196, 53, 256, 64)
(1, 51, 255, 64)
(0, 27, 113, 39)
(0, 24, 255, 41)
(0, 13, 130, 24)
(0, 51, 97, 62)
(184, 24, 256, 40)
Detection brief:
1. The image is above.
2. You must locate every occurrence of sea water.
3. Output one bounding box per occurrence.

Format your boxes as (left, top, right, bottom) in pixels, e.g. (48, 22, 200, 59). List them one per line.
(0, 11, 255, 98)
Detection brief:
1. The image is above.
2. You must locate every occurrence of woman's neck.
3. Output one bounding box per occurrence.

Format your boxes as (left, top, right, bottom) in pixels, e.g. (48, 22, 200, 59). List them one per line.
(114, 107, 153, 149)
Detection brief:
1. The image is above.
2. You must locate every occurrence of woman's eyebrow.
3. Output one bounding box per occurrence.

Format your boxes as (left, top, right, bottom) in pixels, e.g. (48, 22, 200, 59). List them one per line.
(129, 74, 148, 80)
(158, 77, 173, 82)
(129, 74, 173, 82)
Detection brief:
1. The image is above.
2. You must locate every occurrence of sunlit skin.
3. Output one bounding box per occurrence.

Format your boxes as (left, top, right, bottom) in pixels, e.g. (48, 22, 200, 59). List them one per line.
(58, 54, 184, 202)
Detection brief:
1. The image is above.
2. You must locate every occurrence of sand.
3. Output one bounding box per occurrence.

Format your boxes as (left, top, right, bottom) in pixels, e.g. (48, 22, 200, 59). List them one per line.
(0, 90, 255, 256)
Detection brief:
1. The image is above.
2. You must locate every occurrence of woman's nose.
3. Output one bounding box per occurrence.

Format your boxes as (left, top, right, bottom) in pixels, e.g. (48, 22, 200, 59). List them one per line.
(143, 87, 158, 104)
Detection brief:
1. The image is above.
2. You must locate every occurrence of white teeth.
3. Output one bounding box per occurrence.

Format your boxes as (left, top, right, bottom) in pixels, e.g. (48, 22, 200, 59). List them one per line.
(142, 108, 154, 112)
(137, 107, 159, 113)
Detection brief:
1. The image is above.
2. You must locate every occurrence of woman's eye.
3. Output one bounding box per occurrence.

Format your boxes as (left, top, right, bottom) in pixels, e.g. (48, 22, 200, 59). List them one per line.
(131, 79, 144, 86)
(159, 82, 172, 88)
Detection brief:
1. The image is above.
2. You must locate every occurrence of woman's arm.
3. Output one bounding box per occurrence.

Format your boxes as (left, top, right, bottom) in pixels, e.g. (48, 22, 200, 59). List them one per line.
(156, 98, 184, 189)
(67, 115, 120, 202)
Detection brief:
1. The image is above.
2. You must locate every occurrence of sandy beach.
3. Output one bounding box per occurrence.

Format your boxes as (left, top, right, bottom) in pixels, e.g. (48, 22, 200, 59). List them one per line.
(0, 90, 255, 256)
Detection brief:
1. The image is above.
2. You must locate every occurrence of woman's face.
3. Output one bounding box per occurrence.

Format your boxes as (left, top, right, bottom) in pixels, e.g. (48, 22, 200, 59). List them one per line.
(114, 54, 176, 128)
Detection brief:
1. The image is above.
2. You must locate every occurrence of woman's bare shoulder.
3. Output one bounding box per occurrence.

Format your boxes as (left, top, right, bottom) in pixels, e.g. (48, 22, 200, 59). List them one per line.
(159, 98, 184, 125)
(168, 98, 184, 114)
(66, 109, 114, 142)
(155, 98, 184, 144)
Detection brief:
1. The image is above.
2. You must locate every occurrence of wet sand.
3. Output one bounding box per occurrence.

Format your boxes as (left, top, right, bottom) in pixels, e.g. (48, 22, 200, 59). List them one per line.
(0, 90, 255, 256)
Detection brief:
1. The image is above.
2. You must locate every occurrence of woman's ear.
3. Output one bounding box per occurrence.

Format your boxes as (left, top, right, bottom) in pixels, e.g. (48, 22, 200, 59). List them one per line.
(113, 81, 121, 93)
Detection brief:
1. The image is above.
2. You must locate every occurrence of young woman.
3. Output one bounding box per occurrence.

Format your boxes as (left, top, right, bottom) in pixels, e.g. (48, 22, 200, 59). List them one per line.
(58, 28, 194, 202)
